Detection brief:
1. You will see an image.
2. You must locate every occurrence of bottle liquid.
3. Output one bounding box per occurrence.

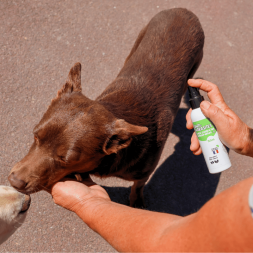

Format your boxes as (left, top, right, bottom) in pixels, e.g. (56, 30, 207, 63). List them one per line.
(188, 86, 231, 174)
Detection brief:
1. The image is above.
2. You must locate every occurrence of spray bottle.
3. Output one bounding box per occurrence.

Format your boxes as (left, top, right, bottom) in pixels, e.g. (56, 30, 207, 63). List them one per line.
(188, 86, 231, 174)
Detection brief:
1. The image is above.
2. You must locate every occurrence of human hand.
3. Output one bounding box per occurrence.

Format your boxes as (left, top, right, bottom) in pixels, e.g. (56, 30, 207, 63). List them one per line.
(50, 175, 110, 214)
(186, 79, 251, 156)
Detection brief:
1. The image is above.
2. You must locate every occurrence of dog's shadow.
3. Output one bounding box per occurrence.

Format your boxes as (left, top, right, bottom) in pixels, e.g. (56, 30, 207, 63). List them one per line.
(103, 94, 221, 216)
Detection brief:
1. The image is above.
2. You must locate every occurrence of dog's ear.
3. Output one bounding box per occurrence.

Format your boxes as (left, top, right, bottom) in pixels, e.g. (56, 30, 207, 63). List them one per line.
(57, 62, 82, 97)
(103, 119, 148, 155)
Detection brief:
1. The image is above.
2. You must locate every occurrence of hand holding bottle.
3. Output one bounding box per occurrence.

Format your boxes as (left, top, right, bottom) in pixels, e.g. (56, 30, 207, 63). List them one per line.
(186, 79, 253, 157)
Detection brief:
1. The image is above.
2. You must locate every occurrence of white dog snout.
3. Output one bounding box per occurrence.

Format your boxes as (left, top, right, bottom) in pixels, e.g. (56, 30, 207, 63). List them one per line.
(0, 186, 31, 245)
(21, 194, 31, 212)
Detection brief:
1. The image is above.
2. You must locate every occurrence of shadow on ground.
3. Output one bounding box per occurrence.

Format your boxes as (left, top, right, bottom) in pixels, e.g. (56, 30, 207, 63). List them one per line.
(103, 94, 221, 216)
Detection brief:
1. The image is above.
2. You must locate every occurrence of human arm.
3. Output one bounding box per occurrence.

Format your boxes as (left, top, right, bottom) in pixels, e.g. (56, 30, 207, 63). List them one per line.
(186, 79, 253, 157)
(50, 176, 253, 252)
(50, 177, 183, 252)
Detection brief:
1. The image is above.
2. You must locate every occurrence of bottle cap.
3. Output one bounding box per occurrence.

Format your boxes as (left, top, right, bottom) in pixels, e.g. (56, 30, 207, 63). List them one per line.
(188, 86, 204, 109)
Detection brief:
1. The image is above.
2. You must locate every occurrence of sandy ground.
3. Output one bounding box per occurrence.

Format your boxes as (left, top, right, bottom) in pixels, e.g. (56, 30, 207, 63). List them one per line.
(1, 0, 253, 251)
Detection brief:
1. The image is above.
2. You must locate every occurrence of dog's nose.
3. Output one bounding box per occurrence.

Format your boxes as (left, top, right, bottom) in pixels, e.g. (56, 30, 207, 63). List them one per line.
(8, 172, 27, 190)
(21, 195, 31, 212)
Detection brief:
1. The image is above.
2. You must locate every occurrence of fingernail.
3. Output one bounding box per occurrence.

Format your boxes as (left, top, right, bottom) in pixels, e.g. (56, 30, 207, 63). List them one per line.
(200, 101, 211, 110)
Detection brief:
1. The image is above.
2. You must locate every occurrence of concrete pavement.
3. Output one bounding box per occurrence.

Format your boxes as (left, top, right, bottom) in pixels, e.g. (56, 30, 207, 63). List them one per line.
(1, 0, 253, 251)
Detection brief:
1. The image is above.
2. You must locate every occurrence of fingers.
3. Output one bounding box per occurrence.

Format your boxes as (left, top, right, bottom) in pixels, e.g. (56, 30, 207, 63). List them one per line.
(188, 79, 228, 111)
(200, 101, 230, 132)
(193, 148, 202, 156)
(50, 177, 77, 194)
(186, 108, 201, 155)
(186, 108, 193, 129)
(47, 175, 97, 197)
(45, 179, 75, 194)
(190, 132, 202, 155)
(56, 175, 96, 188)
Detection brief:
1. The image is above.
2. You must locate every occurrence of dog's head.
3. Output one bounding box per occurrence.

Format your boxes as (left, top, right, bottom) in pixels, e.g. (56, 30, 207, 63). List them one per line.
(8, 63, 147, 194)
(0, 186, 31, 245)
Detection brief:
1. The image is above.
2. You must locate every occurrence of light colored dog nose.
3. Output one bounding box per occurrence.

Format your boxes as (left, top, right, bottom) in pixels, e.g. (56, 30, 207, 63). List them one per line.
(8, 173, 27, 190)
(21, 195, 31, 212)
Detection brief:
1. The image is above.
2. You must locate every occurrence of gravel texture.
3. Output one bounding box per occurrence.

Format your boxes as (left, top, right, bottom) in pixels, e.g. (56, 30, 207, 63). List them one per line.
(1, 0, 253, 252)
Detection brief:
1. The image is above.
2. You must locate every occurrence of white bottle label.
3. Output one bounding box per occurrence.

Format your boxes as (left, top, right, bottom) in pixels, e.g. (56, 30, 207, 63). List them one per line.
(193, 118, 231, 173)
(249, 185, 253, 218)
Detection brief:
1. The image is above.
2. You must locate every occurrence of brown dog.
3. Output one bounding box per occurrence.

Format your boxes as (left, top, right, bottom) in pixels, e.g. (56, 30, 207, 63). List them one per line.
(9, 8, 204, 207)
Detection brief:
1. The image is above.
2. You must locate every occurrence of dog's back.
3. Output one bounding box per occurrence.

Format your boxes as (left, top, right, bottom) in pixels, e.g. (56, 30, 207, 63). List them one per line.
(97, 8, 204, 143)
(95, 8, 204, 180)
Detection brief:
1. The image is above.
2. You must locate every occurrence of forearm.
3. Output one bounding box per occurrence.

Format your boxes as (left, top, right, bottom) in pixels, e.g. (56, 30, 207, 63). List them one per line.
(75, 177, 253, 252)
(76, 199, 183, 252)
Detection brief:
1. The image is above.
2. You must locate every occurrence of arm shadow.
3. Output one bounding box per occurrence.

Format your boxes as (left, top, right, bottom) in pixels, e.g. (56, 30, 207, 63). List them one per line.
(103, 93, 221, 216)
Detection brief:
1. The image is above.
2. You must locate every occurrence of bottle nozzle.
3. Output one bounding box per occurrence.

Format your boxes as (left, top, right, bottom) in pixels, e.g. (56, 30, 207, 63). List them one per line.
(188, 86, 204, 109)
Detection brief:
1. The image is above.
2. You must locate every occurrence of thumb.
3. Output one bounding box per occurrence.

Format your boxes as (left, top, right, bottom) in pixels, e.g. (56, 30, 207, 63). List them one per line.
(200, 101, 230, 131)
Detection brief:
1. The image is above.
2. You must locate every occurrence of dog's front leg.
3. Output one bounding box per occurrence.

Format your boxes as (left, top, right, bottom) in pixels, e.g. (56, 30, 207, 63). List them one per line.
(130, 177, 149, 208)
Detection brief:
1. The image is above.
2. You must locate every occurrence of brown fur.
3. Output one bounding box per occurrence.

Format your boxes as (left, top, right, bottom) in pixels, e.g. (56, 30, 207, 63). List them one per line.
(9, 8, 204, 207)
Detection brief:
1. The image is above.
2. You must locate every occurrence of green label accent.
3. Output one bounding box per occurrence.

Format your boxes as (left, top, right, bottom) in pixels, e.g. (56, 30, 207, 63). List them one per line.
(193, 118, 216, 141)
